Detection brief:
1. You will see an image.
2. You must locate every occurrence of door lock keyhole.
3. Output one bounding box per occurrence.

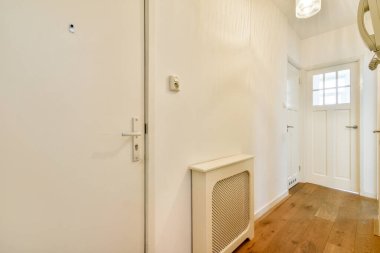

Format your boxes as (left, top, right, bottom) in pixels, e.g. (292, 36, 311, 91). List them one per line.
(68, 24, 75, 33)
(134, 144, 139, 151)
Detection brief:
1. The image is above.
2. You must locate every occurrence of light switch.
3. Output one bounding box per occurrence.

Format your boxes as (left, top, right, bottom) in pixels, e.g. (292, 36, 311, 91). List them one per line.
(169, 76, 180, 92)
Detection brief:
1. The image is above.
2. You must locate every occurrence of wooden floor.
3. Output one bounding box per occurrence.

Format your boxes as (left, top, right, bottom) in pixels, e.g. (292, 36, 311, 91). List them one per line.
(234, 183, 380, 253)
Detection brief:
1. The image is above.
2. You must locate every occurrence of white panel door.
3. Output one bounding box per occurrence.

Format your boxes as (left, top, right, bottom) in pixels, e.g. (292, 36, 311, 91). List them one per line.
(286, 63, 301, 188)
(312, 111, 327, 176)
(0, 1, 145, 252)
(306, 63, 359, 192)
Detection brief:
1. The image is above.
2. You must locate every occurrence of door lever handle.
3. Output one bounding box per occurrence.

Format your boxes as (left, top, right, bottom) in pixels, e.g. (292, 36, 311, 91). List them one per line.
(121, 132, 142, 137)
(374, 130, 380, 133)
(122, 117, 142, 162)
(287, 125, 294, 133)
(346, 125, 358, 129)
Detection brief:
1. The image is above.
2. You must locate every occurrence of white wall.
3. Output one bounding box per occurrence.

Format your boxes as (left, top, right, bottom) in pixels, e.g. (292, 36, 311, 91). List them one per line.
(288, 25, 302, 66)
(361, 53, 378, 198)
(147, 0, 289, 252)
(301, 25, 367, 69)
(300, 24, 378, 198)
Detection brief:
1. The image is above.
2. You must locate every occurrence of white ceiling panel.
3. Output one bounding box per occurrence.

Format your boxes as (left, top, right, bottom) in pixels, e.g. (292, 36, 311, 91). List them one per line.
(272, 0, 360, 39)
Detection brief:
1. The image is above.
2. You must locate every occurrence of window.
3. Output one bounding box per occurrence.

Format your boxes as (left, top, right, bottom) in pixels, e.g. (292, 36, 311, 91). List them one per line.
(312, 69, 351, 106)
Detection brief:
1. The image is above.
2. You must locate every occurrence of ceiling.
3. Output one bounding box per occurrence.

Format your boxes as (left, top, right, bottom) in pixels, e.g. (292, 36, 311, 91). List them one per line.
(272, 0, 360, 39)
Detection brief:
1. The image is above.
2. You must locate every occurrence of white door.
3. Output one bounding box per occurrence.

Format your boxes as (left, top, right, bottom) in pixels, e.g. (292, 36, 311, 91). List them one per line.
(0, 1, 145, 252)
(305, 63, 359, 192)
(286, 63, 301, 188)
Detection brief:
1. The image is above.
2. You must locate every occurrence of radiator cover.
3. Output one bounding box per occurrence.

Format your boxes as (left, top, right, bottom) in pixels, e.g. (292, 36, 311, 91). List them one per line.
(190, 155, 254, 253)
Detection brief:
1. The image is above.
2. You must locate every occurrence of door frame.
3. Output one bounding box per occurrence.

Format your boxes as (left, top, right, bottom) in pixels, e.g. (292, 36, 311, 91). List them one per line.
(378, 67, 380, 200)
(144, 1, 154, 252)
(375, 67, 380, 236)
(144, 0, 149, 252)
(286, 62, 302, 189)
(144, 0, 147, 251)
(304, 61, 361, 193)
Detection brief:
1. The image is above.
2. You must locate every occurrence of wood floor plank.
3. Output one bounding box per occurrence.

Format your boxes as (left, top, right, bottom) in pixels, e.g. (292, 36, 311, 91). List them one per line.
(354, 196, 380, 253)
(314, 186, 343, 222)
(324, 221, 357, 252)
(234, 183, 379, 253)
(289, 183, 306, 195)
(373, 235, 380, 251)
(261, 184, 322, 252)
(263, 219, 313, 253)
(323, 243, 353, 253)
(234, 184, 313, 252)
(323, 203, 359, 252)
(294, 217, 334, 253)
(356, 219, 373, 235)
(355, 234, 374, 253)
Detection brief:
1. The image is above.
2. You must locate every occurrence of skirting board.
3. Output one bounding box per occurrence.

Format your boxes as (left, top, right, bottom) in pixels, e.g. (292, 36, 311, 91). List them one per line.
(254, 190, 289, 221)
(360, 191, 377, 200)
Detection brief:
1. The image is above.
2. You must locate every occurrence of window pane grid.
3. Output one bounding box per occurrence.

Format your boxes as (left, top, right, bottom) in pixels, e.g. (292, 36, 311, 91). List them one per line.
(312, 69, 351, 106)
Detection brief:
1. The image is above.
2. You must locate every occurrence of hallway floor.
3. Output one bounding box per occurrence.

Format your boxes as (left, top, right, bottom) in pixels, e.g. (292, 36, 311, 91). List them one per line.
(235, 183, 380, 253)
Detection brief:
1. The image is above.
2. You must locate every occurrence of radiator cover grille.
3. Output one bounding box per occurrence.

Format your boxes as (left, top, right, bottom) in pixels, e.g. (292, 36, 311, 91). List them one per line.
(211, 171, 250, 253)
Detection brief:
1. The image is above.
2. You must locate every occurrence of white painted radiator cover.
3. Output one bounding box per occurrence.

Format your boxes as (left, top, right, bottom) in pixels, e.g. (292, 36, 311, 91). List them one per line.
(190, 154, 254, 253)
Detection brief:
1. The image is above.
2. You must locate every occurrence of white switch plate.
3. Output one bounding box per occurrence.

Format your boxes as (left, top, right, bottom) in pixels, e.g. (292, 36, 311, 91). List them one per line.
(169, 76, 180, 92)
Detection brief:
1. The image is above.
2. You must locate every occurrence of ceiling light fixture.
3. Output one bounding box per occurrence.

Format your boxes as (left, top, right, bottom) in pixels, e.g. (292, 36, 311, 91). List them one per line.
(296, 0, 321, 19)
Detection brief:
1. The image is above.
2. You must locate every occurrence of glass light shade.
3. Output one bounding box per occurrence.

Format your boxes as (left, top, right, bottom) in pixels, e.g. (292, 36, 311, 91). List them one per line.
(296, 0, 321, 19)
